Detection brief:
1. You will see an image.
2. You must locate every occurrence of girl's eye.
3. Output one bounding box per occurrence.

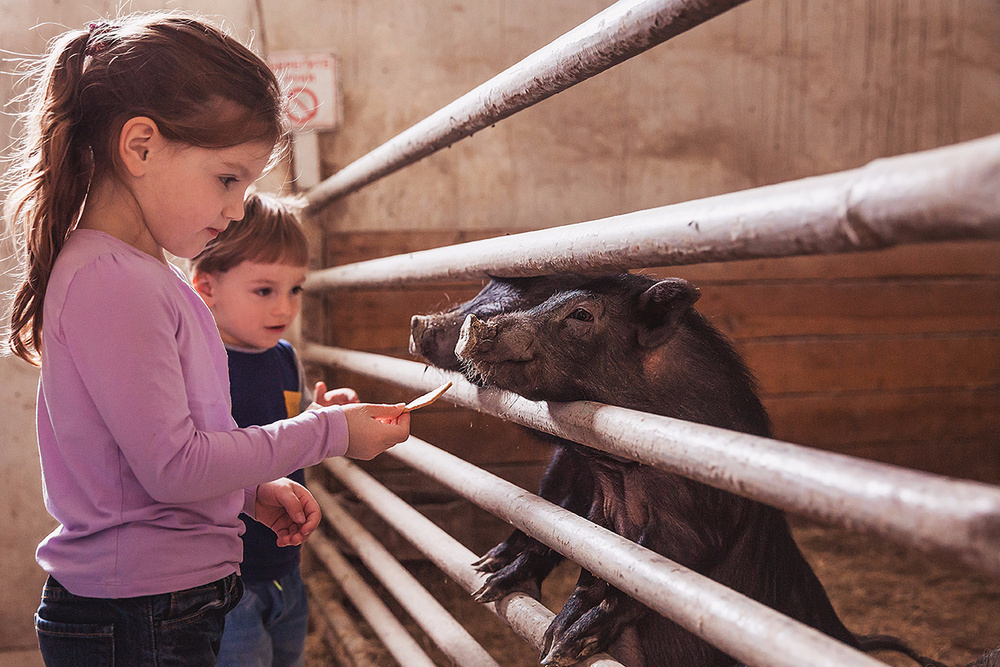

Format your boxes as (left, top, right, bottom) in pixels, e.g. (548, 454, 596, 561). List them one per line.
(568, 307, 594, 322)
(291, 286, 304, 295)
(254, 288, 273, 297)
(220, 176, 238, 188)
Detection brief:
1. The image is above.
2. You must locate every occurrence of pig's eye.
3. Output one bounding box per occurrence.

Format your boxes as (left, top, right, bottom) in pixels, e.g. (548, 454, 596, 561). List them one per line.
(568, 307, 594, 322)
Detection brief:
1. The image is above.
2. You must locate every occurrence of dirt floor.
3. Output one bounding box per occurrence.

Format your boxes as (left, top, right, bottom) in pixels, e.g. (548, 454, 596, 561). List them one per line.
(303, 516, 1000, 667)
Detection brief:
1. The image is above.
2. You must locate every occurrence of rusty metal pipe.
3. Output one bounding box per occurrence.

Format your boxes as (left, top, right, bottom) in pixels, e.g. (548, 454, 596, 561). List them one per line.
(312, 484, 503, 667)
(309, 531, 437, 667)
(304, 133, 1000, 291)
(320, 458, 625, 667)
(302, 344, 1000, 576)
(305, 0, 747, 211)
(333, 438, 888, 667)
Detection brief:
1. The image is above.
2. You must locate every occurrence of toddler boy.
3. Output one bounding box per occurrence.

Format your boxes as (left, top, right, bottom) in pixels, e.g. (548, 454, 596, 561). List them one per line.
(192, 191, 356, 667)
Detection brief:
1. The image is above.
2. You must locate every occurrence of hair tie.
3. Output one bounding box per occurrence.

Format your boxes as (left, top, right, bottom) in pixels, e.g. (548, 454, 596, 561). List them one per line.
(85, 20, 112, 56)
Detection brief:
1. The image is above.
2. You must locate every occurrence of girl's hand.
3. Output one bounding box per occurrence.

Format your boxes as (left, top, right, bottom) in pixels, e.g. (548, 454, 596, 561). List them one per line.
(313, 381, 360, 407)
(254, 478, 321, 547)
(341, 403, 410, 460)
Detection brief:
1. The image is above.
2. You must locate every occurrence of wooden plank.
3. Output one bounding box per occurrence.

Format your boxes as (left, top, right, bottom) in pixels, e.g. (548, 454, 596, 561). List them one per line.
(324, 230, 498, 267)
(741, 335, 1000, 394)
(646, 240, 1000, 282)
(764, 387, 1000, 449)
(832, 438, 1000, 485)
(696, 279, 1000, 338)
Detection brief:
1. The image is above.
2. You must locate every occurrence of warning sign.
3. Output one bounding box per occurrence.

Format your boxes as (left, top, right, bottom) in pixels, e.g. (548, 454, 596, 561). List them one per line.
(269, 52, 340, 131)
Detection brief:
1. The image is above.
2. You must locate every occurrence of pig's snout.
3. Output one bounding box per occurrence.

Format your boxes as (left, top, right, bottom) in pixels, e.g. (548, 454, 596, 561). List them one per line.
(409, 314, 430, 356)
(457, 313, 536, 363)
(456, 314, 491, 360)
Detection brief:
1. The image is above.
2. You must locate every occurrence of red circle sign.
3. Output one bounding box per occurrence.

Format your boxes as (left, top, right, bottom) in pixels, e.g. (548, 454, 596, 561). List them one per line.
(287, 86, 320, 126)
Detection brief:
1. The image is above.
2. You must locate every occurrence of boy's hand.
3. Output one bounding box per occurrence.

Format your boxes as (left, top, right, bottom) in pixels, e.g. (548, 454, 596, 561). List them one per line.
(313, 381, 360, 407)
(341, 403, 410, 460)
(254, 478, 321, 547)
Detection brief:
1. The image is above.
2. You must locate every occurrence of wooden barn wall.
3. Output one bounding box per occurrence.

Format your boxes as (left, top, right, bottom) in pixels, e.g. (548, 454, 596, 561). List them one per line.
(301, 0, 1000, 503)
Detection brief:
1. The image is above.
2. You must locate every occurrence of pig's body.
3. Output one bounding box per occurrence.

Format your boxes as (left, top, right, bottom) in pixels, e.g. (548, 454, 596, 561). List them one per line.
(411, 273, 937, 667)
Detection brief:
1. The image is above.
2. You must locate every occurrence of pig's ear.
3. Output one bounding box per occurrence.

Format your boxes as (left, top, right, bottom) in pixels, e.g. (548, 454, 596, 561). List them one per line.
(636, 279, 701, 348)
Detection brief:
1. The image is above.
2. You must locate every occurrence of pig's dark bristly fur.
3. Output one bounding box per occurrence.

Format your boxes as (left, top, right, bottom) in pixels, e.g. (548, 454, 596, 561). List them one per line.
(411, 272, 945, 667)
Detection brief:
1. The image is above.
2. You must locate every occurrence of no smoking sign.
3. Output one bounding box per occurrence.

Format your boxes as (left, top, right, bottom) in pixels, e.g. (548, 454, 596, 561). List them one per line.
(269, 52, 340, 131)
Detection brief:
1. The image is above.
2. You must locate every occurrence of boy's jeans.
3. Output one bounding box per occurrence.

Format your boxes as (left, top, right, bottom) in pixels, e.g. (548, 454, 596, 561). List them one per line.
(35, 573, 242, 666)
(215, 569, 309, 667)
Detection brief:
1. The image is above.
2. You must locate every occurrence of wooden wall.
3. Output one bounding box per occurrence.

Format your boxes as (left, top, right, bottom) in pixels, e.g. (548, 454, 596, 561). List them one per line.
(301, 0, 1000, 515)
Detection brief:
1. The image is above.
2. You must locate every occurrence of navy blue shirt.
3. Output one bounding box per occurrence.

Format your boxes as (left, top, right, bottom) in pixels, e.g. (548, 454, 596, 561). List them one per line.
(227, 340, 306, 583)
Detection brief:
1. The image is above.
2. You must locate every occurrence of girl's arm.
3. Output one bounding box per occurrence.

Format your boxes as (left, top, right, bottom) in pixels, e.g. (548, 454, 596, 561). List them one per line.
(58, 258, 353, 503)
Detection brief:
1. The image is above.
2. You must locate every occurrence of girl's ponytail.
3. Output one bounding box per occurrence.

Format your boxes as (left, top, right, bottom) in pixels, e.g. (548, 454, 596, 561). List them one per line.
(4, 13, 288, 366)
(5, 29, 92, 365)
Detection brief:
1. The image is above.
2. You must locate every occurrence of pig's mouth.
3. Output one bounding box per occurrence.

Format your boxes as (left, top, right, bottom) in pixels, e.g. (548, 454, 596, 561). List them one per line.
(458, 357, 542, 397)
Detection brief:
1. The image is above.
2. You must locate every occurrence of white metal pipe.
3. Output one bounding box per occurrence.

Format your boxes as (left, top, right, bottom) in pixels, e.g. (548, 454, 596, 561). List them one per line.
(305, 0, 746, 211)
(304, 133, 1000, 291)
(309, 531, 437, 667)
(339, 438, 890, 667)
(302, 343, 1000, 576)
(320, 458, 625, 667)
(312, 483, 503, 667)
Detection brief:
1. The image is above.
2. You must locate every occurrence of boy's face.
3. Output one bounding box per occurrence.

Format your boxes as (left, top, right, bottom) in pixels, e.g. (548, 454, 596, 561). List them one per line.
(196, 260, 307, 350)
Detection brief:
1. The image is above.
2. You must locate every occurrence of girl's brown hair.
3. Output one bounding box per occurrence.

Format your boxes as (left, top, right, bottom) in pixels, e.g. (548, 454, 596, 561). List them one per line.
(192, 191, 309, 275)
(3, 11, 290, 364)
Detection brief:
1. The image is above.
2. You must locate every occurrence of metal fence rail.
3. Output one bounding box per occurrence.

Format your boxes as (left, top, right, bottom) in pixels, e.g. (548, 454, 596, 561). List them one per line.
(311, 483, 502, 667)
(301, 343, 1000, 578)
(321, 457, 625, 667)
(305, 0, 747, 211)
(322, 438, 888, 667)
(304, 133, 1000, 291)
(309, 531, 437, 667)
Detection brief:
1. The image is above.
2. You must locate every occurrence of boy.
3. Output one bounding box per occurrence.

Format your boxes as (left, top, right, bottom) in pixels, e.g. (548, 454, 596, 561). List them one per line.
(192, 191, 356, 667)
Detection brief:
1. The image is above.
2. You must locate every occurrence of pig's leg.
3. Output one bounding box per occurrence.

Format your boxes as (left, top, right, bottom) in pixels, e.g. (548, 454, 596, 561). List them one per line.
(473, 443, 593, 601)
(540, 569, 647, 667)
(542, 470, 722, 665)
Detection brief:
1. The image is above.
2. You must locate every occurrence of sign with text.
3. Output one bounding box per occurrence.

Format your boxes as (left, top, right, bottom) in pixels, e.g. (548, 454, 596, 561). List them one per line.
(269, 52, 340, 131)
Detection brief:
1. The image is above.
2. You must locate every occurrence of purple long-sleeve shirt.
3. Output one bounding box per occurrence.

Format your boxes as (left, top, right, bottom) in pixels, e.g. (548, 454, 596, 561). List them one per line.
(35, 229, 348, 598)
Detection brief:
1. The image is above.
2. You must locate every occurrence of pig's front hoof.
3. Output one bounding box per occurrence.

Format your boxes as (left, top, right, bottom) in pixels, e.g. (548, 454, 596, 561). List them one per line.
(540, 612, 613, 667)
(473, 571, 541, 603)
(540, 634, 601, 667)
(540, 581, 644, 666)
(472, 530, 537, 573)
(471, 545, 516, 573)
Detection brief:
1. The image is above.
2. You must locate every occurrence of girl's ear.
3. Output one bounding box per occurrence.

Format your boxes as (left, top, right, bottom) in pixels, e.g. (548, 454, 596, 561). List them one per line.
(192, 270, 216, 307)
(119, 116, 162, 177)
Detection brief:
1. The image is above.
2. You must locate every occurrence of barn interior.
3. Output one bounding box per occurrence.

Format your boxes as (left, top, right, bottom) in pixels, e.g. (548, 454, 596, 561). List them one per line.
(1, 1, 998, 666)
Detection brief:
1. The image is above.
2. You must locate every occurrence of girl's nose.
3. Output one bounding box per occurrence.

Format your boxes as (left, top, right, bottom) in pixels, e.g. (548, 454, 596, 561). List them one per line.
(223, 196, 246, 221)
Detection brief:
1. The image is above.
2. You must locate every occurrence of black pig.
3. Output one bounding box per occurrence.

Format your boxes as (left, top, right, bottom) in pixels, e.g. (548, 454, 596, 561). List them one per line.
(411, 273, 941, 667)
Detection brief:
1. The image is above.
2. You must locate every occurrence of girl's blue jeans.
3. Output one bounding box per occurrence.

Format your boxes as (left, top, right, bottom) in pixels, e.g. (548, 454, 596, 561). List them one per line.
(34, 573, 243, 666)
(215, 569, 309, 667)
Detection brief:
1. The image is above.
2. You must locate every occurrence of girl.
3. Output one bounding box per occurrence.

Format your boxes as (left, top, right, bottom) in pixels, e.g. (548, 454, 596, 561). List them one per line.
(3, 12, 409, 665)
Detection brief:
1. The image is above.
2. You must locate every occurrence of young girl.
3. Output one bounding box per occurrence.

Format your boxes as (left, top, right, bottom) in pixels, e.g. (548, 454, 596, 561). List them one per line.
(3, 12, 409, 665)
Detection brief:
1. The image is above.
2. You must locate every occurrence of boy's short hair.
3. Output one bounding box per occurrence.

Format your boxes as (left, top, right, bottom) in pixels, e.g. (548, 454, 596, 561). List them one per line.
(192, 191, 309, 274)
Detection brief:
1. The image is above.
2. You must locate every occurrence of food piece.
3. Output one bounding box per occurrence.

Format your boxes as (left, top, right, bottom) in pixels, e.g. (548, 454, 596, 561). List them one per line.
(403, 381, 453, 412)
